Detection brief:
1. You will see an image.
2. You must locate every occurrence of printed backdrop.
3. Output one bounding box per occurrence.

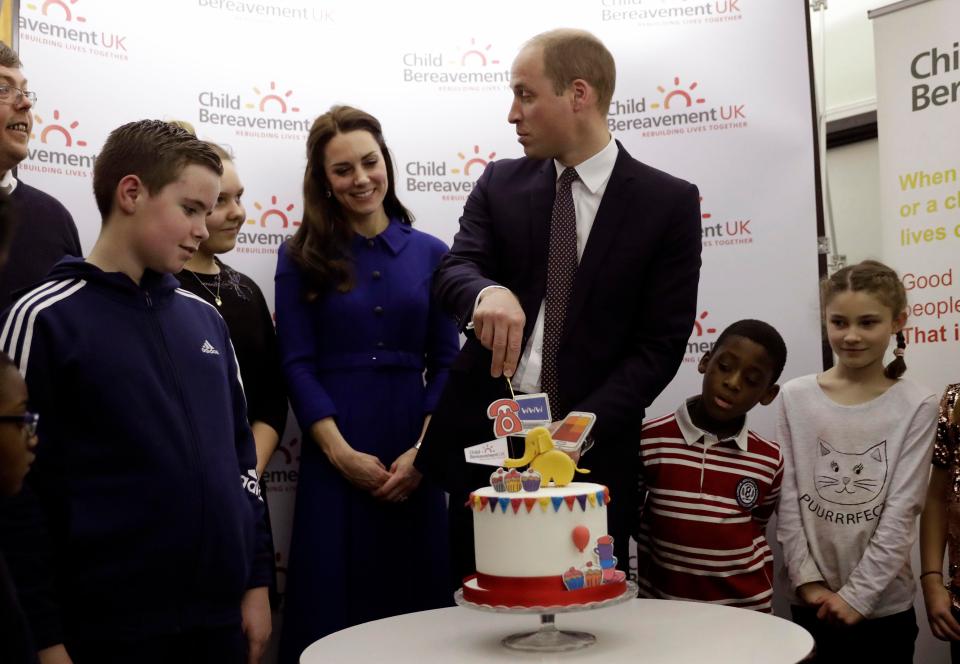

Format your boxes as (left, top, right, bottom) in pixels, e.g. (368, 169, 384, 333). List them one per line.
(16, 0, 823, 632)
(872, 0, 960, 402)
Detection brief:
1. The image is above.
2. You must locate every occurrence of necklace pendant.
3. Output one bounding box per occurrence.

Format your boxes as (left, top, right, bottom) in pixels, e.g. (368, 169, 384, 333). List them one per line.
(215, 296, 223, 307)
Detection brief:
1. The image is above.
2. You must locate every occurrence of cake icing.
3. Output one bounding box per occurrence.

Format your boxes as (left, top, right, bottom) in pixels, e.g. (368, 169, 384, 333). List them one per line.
(463, 481, 626, 607)
(461, 425, 626, 607)
(472, 482, 609, 577)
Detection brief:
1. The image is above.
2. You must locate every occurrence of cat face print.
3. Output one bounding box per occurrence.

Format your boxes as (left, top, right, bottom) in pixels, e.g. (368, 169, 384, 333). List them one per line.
(814, 438, 888, 506)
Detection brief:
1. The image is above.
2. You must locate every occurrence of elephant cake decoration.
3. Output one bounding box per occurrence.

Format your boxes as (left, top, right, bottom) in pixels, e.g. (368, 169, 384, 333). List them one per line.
(501, 426, 589, 487)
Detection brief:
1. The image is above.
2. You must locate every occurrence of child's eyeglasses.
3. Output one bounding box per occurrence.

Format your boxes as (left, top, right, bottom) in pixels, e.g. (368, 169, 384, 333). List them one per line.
(0, 412, 39, 436)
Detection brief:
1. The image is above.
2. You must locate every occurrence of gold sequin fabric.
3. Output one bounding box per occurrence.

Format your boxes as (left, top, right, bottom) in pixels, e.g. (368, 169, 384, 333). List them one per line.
(932, 383, 960, 600)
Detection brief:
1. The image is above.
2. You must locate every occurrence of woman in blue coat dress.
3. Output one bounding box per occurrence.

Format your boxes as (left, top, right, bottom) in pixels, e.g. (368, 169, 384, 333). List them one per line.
(276, 106, 459, 661)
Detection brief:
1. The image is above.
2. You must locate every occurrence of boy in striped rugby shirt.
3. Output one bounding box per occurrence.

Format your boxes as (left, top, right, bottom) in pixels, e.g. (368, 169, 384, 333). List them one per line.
(637, 319, 787, 612)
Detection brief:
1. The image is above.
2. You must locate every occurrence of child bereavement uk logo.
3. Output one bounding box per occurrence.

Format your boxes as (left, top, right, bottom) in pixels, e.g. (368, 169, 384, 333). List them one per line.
(685, 310, 720, 363)
(599, 0, 743, 28)
(700, 196, 754, 249)
(402, 37, 509, 93)
(235, 194, 302, 255)
(20, 0, 130, 61)
(608, 76, 747, 138)
(405, 144, 497, 203)
(197, 81, 310, 141)
(23, 108, 97, 179)
(264, 436, 300, 492)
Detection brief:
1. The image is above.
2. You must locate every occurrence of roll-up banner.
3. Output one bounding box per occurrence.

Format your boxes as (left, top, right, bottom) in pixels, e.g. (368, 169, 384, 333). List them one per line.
(871, 0, 960, 399)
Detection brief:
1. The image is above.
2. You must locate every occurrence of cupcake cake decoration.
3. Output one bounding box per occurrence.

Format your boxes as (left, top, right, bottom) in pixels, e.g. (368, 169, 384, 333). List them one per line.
(521, 469, 542, 492)
(583, 562, 603, 588)
(504, 469, 522, 493)
(562, 567, 585, 591)
(561, 534, 627, 590)
(489, 467, 507, 492)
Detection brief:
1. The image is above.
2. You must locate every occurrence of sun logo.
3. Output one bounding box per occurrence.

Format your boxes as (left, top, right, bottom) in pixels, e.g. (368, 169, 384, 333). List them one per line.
(31, 110, 88, 147)
(699, 196, 711, 221)
(692, 311, 718, 337)
(26, 0, 86, 22)
(244, 81, 300, 114)
(651, 77, 706, 110)
(248, 195, 300, 229)
(451, 145, 496, 176)
(275, 437, 300, 466)
(456, 38, 500, 67)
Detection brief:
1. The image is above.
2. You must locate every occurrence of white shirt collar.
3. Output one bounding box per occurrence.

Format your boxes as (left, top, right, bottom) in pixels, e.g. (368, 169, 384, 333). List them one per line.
(553, 135, 618, 195)
(0, 170, 17, 195)
(675, 396, 750, 451)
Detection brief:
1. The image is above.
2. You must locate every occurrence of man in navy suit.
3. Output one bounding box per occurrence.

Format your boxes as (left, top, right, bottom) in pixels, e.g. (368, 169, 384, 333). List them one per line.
(415, 29, 702, 583)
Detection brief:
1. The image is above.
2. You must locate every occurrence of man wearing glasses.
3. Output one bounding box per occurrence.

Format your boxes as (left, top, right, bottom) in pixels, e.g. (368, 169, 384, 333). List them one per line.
(0, 44, 79, 661)
(0, 41, 81, 310)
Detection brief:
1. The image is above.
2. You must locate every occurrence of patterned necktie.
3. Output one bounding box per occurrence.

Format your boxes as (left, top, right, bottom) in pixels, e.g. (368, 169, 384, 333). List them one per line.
(541, 167, 579, 415)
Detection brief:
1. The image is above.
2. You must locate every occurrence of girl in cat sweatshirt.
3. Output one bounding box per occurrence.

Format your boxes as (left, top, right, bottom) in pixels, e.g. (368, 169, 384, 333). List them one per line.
(776, 260, 938, 664)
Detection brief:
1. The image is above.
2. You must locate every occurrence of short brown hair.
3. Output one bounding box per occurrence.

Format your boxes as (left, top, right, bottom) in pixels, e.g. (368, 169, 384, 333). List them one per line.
(0, 42, 22, 69)
(525, 29, 616, 112)
(93, 120, 223, 220)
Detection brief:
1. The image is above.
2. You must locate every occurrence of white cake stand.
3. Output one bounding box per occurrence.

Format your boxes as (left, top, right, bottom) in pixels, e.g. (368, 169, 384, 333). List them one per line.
(454, 581, 638, 652)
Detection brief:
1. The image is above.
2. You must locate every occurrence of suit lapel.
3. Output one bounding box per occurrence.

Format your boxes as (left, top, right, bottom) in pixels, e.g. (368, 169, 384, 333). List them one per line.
(564, 147, 636, 334)
(523, 162, 557, 339)
(529, 161, 556, 258)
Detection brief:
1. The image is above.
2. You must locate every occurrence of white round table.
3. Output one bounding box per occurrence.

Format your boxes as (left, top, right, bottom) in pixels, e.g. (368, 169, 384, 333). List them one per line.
(301, 598, 814, 663)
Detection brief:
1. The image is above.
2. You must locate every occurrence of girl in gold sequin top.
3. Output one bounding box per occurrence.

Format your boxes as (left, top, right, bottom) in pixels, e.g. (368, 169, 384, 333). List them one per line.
(920, 383, 960, 660)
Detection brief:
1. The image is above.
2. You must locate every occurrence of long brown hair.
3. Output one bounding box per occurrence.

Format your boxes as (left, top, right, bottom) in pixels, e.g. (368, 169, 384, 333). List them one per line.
(288, 105, 412, 298)
(820, 260, 908, 379)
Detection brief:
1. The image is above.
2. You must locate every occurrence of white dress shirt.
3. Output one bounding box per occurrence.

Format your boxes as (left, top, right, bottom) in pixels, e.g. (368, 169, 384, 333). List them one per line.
(506, 136, 619, 393)
(0, 169, 18, 195)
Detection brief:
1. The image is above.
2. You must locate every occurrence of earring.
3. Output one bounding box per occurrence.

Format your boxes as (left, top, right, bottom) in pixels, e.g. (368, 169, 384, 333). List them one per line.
(324, 188, 332, 198)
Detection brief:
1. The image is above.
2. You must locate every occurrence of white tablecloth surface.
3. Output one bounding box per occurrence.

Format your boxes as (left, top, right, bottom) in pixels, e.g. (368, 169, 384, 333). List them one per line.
(301, 598, 814, 663)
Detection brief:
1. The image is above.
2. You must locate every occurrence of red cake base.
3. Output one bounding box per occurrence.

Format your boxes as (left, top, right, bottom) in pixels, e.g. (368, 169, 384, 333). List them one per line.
(461, 572, 627, 608)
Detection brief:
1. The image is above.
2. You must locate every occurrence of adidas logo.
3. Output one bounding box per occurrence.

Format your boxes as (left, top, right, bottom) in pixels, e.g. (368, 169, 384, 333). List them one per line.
(242, 468, 262, 498)
(201, 340, 220, 355)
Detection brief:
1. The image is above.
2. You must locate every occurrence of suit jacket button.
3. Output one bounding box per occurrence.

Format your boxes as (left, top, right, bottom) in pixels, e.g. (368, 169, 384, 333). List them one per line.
(374, 305, 384, 315)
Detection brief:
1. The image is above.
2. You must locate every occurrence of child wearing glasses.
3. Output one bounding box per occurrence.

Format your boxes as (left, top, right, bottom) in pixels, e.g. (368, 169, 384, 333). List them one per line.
(0, 121, 272, 663)
(0, 352, 37, 496)
(0, 349, 39, 664)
